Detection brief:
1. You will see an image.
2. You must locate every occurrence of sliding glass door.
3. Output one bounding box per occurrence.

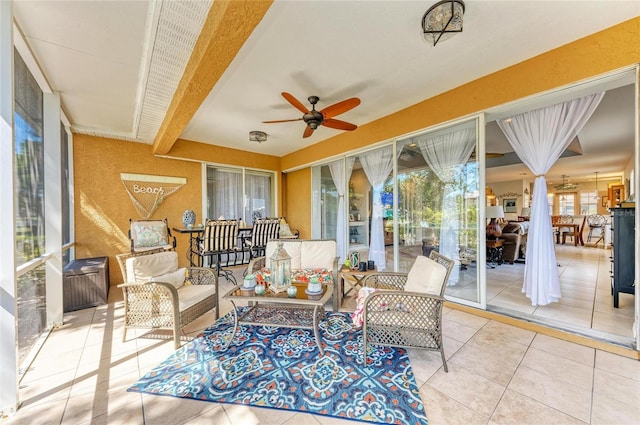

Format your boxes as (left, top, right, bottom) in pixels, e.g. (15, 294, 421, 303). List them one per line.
(206, 166, 275, 225)
(311, 117, 483, 306)
(396, 119, 482, 305)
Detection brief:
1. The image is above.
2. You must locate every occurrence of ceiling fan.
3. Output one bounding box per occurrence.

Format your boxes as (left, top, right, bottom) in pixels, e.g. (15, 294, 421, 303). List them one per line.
(263, 92, 360, 138)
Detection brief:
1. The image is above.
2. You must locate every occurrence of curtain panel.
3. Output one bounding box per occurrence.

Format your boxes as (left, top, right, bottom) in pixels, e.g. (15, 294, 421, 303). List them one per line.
(418, 127, 475, 284)
(360, 147, 394, 271)
(498, 92, 604, 306)
(329, 158, 355, 263)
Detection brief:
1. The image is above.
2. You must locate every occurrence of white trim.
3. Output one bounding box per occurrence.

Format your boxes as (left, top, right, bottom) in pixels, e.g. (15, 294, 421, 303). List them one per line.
(1, 2, 18, 414)
(44, 92, 63, 327)
(67, 130, 75, 263)
(12, 20, 52, 93)
(132, 0, 162, 139)
(485, 66, 637, 122)
(120, 173, 187, 185)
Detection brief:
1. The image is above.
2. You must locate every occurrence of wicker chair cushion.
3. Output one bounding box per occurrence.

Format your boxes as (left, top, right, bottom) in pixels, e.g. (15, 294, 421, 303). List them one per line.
(300, 240, 336, 270)
(126, 251, 178, 283)
(178, 285, 216, 311)
(152, 267, 187, 289)
(405, 255, 447, 295)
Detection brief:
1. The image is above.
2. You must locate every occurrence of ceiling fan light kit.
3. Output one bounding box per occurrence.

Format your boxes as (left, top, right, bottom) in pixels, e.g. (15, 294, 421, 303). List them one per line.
(263, 92, 360, 138)
(422, 0, 465, 46)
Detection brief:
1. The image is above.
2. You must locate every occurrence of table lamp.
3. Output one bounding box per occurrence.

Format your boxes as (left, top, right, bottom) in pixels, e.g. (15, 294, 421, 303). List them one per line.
(520, 207, 530, 219)
(486, 205, 505, 239)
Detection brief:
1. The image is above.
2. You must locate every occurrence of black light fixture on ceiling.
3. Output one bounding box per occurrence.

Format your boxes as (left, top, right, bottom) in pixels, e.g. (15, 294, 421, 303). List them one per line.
(249, 130, 267, 143)
(422, 0, 465, 46)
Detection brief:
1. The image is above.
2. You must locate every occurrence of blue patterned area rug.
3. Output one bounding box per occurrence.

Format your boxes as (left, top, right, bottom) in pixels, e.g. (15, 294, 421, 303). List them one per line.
(128, 310, 428, 425)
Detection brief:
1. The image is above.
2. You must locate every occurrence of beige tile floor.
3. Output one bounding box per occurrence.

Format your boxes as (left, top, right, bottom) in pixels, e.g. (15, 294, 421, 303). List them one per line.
(4, 264, 640, 425)
(484, 243, 635, 345)
(383, 240, 633, 344)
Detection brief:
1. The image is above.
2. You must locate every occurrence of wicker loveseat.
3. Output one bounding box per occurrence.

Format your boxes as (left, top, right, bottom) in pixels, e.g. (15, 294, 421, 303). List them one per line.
(116, 250, 218, 349)
(246, 239, 339, 307)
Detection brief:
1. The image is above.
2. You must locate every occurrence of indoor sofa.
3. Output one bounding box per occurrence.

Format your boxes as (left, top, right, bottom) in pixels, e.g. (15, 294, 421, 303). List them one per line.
(500, 221, 529, 264)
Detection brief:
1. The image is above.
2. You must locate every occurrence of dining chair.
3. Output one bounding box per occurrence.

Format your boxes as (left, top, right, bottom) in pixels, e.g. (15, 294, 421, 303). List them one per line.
(197, 219, 241, 284)
(586, 214, 607, 245)
(557, 215, 574, 244)
(243, 217, 280, 259)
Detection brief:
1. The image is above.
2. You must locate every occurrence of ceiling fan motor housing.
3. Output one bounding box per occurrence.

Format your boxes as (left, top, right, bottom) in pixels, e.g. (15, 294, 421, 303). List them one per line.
(303, 109, 324, 129)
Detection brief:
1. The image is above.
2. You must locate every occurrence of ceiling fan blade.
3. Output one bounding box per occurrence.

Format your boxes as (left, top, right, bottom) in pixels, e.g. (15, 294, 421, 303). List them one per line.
(262, 118, 303, 124)
(320, 97, 361, 119)
(322, 118, 357, 131)
(282, 92, 309, 114)
(303, 126, 314, 138)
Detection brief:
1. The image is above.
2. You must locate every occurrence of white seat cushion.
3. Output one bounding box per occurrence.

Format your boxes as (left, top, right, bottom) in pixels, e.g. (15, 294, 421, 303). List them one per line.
(126, 251, 178, 283)
(178, 285, 215, 311)
(405, 256, 447, 295)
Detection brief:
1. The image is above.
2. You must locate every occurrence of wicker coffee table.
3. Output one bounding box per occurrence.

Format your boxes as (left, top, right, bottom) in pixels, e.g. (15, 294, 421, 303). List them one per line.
(222, 282, 334, 355)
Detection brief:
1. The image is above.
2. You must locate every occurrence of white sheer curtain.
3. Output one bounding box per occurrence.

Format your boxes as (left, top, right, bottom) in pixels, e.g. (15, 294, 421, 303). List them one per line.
(418, 128, 475, 284)
(360, 147, 394, 271)
(245, 173, 272, 224)
(213, 169, 243, 220)
(329, 158, 355, 263)
(498, 92, 604, 306)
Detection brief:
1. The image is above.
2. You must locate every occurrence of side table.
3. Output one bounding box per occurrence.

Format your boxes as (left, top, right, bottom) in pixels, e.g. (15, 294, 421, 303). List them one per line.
(172, 227, 203, 267)
(486, 239, 504, 268)
(335, 266, 377, 311)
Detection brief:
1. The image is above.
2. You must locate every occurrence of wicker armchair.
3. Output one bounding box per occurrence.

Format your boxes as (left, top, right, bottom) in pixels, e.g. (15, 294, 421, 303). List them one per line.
(116, 250, 218, 349)
(359, 251, 455, 371)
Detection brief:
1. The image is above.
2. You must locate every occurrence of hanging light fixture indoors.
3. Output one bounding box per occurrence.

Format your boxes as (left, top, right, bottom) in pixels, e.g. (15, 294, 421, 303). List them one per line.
(422, 0, 465, 46)
(249, 130, 267, 143)
(554, 175, 578, 191)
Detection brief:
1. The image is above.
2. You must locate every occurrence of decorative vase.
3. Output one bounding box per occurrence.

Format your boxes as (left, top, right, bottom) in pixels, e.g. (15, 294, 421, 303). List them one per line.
(287, 285, 298, 298)
(349, 251, 359, 270)
(254, 282, 266, 295)
(182, 210, 196, 228)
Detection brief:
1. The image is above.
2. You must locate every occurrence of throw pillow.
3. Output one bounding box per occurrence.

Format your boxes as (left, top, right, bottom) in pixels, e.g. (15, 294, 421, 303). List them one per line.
(152, 267, 187, 289)
(279, 223, 294, 237)
(126, 251, 178, 283)
(351, 287, 378, 327)
(405, 256, 447, 295)
(133, 222, 169, 248)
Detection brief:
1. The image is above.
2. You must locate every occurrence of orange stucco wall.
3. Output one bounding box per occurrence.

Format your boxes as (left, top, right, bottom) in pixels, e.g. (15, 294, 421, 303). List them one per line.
(280, 17, 640, 237)
(283, 168, 311, 238)
(73, 134, 281, 285)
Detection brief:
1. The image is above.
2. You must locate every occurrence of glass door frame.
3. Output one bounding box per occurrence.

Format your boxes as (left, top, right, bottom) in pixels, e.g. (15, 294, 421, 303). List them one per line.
(393, 114, 487, 310)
